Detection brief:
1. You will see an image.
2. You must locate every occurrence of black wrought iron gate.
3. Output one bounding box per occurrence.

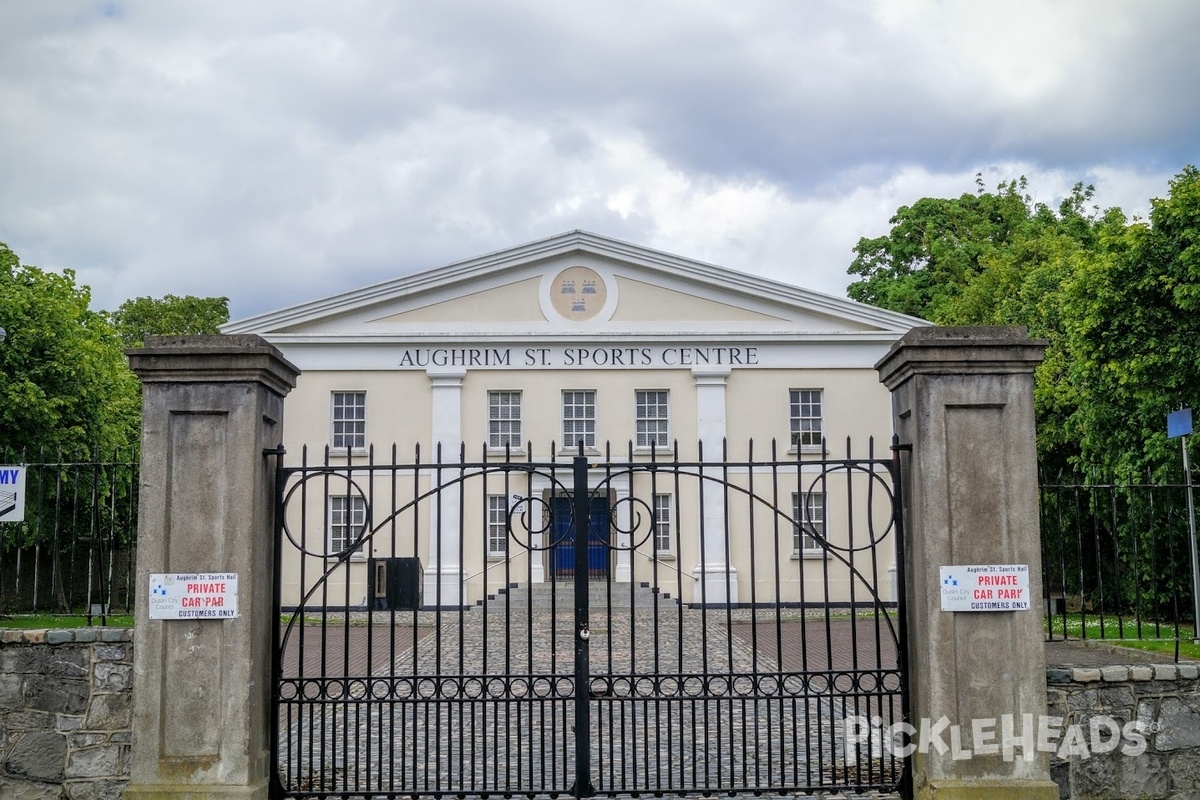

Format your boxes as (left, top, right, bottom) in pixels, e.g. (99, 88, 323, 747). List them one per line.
(271, 439, 909, 798)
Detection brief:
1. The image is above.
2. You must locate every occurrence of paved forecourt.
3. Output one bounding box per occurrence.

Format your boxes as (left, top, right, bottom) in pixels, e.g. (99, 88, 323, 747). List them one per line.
(277, 603, 903, 798)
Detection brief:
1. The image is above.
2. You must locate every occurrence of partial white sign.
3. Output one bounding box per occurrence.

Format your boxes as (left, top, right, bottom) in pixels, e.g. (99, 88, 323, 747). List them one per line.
(940, 564, 1030, 612)
(0, 465, 26, 522)
(149, 573, 239, 619)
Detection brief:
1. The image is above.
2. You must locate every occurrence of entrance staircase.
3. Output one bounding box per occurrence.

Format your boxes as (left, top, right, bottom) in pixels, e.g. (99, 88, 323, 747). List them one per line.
(478, 580, 678, 611)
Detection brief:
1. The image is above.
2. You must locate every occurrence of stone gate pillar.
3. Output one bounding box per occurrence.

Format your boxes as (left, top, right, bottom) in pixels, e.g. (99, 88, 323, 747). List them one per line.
(876, 327, 1058, 800)
(125, 336, 298, 800)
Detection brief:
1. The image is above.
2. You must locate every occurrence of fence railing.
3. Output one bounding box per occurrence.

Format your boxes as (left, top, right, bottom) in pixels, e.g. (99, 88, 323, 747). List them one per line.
(0, 448, 138, 624)
(5, 445, 1193, 652)
(1041, 470, 1197, 647)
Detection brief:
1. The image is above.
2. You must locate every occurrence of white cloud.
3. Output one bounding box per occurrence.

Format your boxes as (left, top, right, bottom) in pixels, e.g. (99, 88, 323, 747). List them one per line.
(0, 1, 1192, 318)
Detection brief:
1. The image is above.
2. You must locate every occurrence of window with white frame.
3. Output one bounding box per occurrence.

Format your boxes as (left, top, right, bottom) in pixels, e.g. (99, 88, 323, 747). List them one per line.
(329, 495, 367, 556)
(792, 491, 826, 556)
(789, 389, 824, 450)
(562, 390, 596, 450)
(488, 391, 523, 450)
(331, 391, 367, 451)
(653, 494, 673, 554)
(487, 495, 508, 558)
(635, 390, 670, 448)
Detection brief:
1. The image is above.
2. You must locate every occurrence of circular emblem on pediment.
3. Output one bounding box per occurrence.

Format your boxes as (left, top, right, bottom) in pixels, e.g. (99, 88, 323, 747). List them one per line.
(549, 266, 607, 322)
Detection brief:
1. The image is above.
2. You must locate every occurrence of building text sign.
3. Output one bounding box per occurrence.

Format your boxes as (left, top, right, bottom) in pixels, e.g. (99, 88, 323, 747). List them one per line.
(940, 564, 1030, 612)
(397, 345, 761, 370)
(0, 465, 26, 523)
(149, 573, 239, 619)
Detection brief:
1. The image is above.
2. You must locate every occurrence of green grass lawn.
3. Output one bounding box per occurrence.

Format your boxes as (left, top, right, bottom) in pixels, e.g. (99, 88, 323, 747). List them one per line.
(1046, 611, 1200, 659)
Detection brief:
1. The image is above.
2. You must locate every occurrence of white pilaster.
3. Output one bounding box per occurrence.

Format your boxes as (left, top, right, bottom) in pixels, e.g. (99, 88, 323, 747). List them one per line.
(691, 368, 738, 604)
(426, 369, 466, 607)
(614, 485, 632, 583)
(527, 493, 546, 583)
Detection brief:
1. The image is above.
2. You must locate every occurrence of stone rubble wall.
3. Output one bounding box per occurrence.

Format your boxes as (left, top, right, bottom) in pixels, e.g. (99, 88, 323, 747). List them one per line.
(0, 628, 132, 800)
(1048, 662, 1200, 799)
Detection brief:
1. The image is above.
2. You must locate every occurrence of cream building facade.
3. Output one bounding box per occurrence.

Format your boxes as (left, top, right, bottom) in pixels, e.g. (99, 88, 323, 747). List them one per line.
(224, 232, 927, 608)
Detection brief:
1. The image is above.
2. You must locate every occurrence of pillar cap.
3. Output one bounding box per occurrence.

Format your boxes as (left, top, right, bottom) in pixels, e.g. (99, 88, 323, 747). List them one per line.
(427, 368, 467, 383)
(128, 335, 300, 397)
(876, 325, 1046, 391)
(692, 366, 731, 381)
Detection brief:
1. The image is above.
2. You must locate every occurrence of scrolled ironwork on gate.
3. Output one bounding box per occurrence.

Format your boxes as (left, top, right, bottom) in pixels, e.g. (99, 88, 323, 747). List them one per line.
(271, 437, 909, 799)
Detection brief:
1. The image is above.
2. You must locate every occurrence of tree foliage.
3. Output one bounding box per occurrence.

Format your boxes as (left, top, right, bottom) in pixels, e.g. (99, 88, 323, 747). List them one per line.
(1064, 166, 1200, 476)
(109, 293, 229, 348)
(0, 245, 231, 594)
(0, 244, 234, 458)
(846, 167, 1200, 477)
(0, 243, 143, 591)
(847, 176, 1092, 321)
(0, 242, 140, 456)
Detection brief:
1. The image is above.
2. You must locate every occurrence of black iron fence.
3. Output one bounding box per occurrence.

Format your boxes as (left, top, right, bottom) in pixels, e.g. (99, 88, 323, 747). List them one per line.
(272, 438, 908, 799)
(0, 448, 138, 623)
(1041, 470, 1198, 646)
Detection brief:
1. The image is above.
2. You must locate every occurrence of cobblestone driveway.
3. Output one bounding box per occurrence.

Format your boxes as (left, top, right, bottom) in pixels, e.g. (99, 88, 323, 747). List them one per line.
(277, 607, 904, 799)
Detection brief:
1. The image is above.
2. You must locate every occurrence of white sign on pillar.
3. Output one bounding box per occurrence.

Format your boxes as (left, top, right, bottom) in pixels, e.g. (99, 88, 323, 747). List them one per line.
(148, 573, 240, 619)
(939, 564, 1030, 612)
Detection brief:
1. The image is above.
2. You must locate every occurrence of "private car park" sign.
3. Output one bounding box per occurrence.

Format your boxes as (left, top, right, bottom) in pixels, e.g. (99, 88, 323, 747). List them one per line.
(940, 564, 1030, 612)
(148, 573, 239, 619)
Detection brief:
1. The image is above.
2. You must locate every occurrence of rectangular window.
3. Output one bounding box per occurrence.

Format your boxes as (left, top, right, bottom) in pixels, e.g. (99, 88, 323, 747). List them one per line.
(487, 495, 508, 557)
(792, 491, 826, 556)
(562, 390, 596, 450)
(331, 391, 367, 451)
(488, 391, 523, 450)
(635, 390, 670, 449)
(789, 389, 824, 450)
(653, 494, 673, 554)
(329, 496, 366, 556)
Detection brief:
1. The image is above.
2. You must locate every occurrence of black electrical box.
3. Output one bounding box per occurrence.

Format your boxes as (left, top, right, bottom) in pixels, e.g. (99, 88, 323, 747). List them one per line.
(369, 557, 423, 610)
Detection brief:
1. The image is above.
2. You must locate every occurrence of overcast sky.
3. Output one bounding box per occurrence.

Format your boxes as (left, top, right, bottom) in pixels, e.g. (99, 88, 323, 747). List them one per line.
(1, 1, 1196, 320)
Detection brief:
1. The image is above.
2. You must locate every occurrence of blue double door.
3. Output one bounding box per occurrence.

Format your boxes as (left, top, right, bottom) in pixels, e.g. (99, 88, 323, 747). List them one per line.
(551, 495, 610, 578)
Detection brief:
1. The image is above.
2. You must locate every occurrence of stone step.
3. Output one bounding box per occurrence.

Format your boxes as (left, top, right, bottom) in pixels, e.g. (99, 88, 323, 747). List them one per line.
(478, 581, 679, 610)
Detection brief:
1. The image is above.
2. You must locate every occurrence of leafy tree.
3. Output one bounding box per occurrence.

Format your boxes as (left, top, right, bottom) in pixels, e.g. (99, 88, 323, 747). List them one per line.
(846, 166, 1200, 479)
(109, 293, 229, 348)
(0, 242, 142, 611)
(848, 169, 1200, 622)
(0, 249, 232, 611)
(944, 226, 1088, 469)
(1064, 166, 1200, 476)
(847, 178, 1107, 472)
(846, 176, 1055, 322)
(0, 242, 140, 457)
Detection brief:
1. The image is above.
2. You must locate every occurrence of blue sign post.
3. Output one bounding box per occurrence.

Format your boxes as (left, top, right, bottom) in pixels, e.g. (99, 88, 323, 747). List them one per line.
(1169, 408, 1193, 439)
(1169, 409, 1199, 642)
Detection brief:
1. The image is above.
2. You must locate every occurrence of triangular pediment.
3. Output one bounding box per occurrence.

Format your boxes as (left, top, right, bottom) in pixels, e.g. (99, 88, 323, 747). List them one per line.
(361, 274, 794, 328)
(370, 277, 545, 325)
(608, 277, 790, 325)
(223, 231, 927, 339)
